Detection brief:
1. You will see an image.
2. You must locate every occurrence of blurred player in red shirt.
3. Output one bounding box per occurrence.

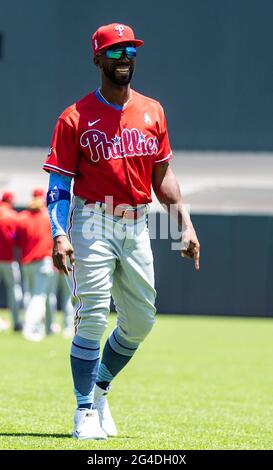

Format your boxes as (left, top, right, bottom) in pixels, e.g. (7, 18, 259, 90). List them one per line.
(29, 188, 62, 336)
(17, 192, 54, 341)
(0, 191, 23, 331)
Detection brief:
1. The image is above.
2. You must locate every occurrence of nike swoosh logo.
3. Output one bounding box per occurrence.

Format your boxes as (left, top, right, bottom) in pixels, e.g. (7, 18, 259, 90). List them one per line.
(88, 118, 101, 127)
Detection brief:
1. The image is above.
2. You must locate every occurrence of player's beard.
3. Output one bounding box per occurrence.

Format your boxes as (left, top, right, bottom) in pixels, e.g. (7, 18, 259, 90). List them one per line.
(103, 62, 134, 86)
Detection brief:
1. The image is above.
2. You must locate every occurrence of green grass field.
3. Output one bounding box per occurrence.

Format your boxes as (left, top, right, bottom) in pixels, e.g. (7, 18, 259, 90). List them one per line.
(0, 310, 273, 450)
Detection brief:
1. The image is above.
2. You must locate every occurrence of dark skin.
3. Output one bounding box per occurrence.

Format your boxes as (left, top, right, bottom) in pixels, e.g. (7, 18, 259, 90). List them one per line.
(152, 163, 200, 270)
(93, 42, 136, 105)
(52, 43, 200, 274)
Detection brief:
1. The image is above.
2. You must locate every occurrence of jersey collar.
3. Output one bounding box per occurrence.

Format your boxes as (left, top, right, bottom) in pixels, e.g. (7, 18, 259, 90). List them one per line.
(94, 88, 132, 110)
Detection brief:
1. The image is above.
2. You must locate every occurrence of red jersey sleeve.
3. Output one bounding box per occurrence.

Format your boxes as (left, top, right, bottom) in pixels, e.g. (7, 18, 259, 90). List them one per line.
(155, 107, 173, 165)
(43, 118, 79, 176)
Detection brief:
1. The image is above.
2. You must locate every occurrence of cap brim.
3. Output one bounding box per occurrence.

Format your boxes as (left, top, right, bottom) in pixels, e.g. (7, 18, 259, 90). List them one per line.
(133, 39, 144, 47)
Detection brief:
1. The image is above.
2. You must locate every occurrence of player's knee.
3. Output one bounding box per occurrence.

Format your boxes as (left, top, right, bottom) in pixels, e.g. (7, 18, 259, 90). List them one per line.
(126, 311, 156, 343)
(139, 317, 155, 342)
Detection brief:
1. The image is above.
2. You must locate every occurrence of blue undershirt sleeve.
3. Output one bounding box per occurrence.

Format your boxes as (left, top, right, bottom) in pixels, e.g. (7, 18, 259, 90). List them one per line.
(47, 172, 72, 238)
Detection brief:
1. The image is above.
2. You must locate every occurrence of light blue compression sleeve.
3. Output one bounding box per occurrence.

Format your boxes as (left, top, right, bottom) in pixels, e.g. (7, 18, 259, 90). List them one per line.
(47, 172, 72, 238)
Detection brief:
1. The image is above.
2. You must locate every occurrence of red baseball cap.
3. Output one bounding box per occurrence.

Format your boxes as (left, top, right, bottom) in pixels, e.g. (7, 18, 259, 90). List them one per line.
(1, 191, 14, 203)
(92, 23, 144, 55)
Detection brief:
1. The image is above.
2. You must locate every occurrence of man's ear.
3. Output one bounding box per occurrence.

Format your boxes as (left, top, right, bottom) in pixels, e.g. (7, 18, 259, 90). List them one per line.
(93, 56, 100, 66)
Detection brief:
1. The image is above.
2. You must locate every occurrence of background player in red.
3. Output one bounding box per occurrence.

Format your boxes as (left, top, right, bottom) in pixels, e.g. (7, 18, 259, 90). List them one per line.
(17, 193, 54, 341)
(44, 23, 200, 440)
(0, 191, 23, 331)
(28, 188, 61, 336)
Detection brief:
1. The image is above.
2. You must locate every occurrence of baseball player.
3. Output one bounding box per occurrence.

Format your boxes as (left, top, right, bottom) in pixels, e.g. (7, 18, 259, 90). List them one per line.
(43, 23, 200, 440)
(0, 192, 23, 331)
(17, 195, 54, 341)
(29, 188, 61, 336)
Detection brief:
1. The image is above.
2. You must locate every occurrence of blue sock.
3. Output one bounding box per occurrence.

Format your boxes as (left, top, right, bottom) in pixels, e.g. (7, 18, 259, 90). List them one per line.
(70, 335, 100, 408)
(96, 328, 139, 388)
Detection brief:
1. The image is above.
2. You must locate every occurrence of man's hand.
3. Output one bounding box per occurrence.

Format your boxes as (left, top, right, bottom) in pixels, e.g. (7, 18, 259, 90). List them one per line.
(52, 235, 75, 275)
(152, 163, 201, 271)
(181, 227, 200, 271)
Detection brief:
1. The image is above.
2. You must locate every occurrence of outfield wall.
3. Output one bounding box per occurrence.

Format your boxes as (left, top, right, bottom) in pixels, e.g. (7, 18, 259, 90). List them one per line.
(1, 0, 273, 150)
(1, 213, 273, 317)
(152, 213, 273, 317)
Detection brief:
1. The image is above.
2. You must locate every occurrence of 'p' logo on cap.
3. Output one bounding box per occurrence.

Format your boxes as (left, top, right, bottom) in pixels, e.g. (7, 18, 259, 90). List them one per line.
(114, 24, 125, 37)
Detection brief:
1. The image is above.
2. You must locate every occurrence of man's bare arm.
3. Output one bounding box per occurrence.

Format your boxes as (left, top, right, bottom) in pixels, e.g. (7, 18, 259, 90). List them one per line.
(152, 163, 200, 270)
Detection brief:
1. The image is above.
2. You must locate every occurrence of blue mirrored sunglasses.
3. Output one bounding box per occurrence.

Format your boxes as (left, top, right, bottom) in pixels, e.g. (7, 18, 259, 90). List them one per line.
(105, 46, 137, 59)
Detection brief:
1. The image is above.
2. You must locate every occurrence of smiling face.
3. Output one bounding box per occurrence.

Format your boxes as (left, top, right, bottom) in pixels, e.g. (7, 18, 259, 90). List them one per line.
(95, 42, 136, 86)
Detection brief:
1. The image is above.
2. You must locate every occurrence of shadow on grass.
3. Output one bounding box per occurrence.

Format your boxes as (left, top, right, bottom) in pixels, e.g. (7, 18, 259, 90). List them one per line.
(0, 433, 136, 439)
(0, 433, 71, 438)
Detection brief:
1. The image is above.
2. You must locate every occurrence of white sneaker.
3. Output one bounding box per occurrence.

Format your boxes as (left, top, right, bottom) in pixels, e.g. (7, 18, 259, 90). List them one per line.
(23, 325, 45, 342)
(94, 385, 118, 437)
(72, 408, 107, 440)
(0, 318, 10, 332)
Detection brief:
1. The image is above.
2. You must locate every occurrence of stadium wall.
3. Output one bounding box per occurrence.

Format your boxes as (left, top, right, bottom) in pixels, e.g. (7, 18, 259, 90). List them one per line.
(1, 213, 273, 317)
(0, 0, 273, 150)
(152, 213, 273, 317)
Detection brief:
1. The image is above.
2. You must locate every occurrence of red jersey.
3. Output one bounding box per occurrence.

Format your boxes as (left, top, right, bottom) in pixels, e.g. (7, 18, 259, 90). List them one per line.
(43, 89, 173, 206)
(17, 209, 53, 264)
(0, 204, 18, 261)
